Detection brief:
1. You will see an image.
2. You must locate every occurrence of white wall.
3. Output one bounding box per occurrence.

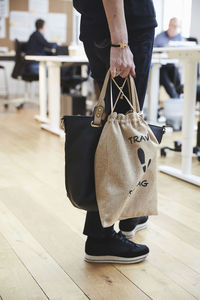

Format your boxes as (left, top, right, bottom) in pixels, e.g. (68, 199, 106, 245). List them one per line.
(154, 0, 192, 37)
(163, 0, 192, 37)
(190, 0, 200, 42)
(153, 0, 164, 36)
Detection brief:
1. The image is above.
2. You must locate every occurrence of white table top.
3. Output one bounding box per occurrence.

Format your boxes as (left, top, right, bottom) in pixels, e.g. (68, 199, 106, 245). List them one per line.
(25, 47, 200, 65)
(153, 46, 200, 53)
(25, 55, 88, 63)
(153, 46, 200, 60)
(0, 51, 15, 57)
(151, 58, 178, 65)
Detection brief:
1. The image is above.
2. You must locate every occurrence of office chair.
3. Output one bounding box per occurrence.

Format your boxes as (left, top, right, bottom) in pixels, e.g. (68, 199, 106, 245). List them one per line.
(61, 64, 89, 115)
(11, 39, 39, 109)
(161, 37, 200, 161)
(161, 98, 200, 161)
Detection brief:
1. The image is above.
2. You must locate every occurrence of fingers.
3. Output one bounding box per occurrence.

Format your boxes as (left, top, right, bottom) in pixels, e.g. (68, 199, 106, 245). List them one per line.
(110, 47, 136, 78)
(120, 66, 130, 78)
(120, 60, 136, 78)
(130, 65, 136, 78)
(110, 60, 121, 78)
(110, 67, 117, 78)
(110, 66, 121, 78)
(112, 65, 136, 78)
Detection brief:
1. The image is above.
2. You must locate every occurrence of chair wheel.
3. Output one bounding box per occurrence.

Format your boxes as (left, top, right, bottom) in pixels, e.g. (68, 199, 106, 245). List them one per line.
(16, 103, 24, 110)
(174, 141, 182, 151)
(161, 148, 167, 157)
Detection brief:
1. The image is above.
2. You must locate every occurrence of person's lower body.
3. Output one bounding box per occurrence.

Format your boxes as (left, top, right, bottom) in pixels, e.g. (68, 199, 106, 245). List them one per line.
(82, 27, 155, 263)
(26, 62, 39, 75)
(83, 212, 148, 239)
(160, 64, 183, 98)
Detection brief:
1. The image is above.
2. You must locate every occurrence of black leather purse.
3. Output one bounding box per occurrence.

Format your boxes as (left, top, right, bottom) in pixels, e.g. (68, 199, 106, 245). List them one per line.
(62, 73, 165, 211)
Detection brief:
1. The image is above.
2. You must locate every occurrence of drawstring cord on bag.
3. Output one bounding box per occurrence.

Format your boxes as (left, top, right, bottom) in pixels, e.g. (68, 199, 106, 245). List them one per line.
(111, 77, 136, 112)
(110, 77, 128, 111)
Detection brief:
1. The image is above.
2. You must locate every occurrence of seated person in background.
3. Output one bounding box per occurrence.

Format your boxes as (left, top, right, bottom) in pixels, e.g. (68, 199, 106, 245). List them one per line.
(26, 19, 57, 74)
(154, 17, 183, 98)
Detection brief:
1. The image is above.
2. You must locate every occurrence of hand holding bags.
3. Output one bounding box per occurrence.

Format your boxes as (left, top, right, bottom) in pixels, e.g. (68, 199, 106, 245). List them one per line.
(94, 71, 159, 227)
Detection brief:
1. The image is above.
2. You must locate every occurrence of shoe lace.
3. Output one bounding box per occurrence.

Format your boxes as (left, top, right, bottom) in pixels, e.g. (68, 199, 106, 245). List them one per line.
(111, 231, 135, 246)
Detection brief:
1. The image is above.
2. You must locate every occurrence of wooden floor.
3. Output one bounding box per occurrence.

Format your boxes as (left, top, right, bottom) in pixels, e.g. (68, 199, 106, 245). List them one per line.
(0, 104, 200, 300)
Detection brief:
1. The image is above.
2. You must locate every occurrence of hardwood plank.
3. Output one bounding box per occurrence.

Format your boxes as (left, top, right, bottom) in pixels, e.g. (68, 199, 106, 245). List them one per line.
(134, 231, 200, 299)
(0, 232, 48, 300)
(0, 200, 89, 300)
(0, 151, 44, 190)
(145, 222, 200, 273)
(157, 172, 200, 212)
(0, 152, 85, 238)
(0, 187, 150, 300)
(132, 224, 200, 299)
(151, 211, 200, 250)
(115, 262, 196, 300)
(158, 194, 200, 233)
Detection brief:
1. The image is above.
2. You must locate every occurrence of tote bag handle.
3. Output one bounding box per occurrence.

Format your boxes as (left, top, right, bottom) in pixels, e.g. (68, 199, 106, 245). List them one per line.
(92, 69, 141, 127)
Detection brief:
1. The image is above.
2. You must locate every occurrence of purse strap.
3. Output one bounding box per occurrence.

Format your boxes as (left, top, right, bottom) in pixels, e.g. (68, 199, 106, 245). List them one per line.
(92, 69, 141, 127)
(127, 75, 141, 113)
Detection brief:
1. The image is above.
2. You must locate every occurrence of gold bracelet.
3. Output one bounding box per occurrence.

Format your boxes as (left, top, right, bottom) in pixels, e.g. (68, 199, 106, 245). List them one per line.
(111, 43, 128, 48)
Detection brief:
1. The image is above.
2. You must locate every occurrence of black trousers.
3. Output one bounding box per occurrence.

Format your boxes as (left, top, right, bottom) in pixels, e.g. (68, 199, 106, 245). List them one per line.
(82, 27, 155, 238)
(160, 63, 181, 98)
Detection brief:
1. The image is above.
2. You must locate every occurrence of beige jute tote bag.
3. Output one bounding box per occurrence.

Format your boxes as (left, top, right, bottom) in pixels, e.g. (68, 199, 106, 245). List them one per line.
(94, 70, 159, 227)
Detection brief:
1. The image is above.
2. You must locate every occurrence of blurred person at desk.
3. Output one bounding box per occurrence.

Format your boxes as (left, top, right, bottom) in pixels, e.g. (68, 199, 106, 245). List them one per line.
(26, 19, 57, 74)
(154, 17, 183, 98)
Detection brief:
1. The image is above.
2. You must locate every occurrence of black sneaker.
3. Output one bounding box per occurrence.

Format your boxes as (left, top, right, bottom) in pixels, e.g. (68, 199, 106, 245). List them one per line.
(85, 231, 149, 264)
(119, 216, 149, 239)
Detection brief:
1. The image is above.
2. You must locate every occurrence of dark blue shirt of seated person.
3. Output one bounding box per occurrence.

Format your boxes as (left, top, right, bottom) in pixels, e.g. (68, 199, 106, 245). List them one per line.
(26, 30, 57, 74)
(154, 31, 183, 47)
(73, 0, 158, 41)
(26, 30, 57, 56)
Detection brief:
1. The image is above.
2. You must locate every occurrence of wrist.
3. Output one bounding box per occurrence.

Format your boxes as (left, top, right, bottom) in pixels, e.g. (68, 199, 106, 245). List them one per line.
(111, 39, 128, 44)
(111, 42, 128, 48)
(111, 31, 128, 45)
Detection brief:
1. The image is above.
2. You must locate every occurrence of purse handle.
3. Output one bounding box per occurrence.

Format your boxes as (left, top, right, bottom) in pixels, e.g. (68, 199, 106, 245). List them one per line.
(92, 69, 141, 127)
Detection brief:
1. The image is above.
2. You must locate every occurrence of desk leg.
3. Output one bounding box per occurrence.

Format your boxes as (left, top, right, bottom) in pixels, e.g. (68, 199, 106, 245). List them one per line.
(35, 61, 48, 123)
(81, 64, 88, 97)
(159, 60, 200, 186)
(41, 61, 64, 137)
(147, 63, 161, 123)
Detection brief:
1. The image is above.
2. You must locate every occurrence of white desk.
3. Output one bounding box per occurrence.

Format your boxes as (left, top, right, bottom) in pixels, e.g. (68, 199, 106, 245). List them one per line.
(25, 55, 88, 136)
(151, 47, 200, 186)
(0, 51, 15, 61)
(147, 56, 179, 123)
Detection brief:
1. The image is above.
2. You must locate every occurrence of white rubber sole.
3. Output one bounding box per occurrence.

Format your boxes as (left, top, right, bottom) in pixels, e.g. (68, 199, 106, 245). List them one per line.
(121, 220, 148, 239)
(85, 253, 148, 264)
